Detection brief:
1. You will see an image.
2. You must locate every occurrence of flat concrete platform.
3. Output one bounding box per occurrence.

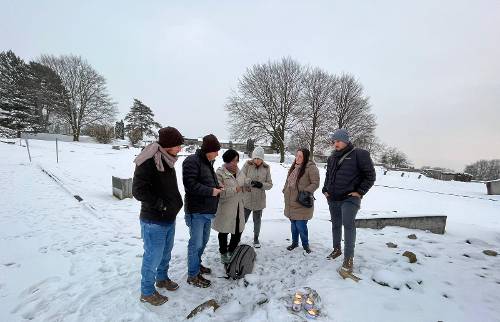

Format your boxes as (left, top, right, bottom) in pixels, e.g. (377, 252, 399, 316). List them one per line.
(355, 215, 447, 234)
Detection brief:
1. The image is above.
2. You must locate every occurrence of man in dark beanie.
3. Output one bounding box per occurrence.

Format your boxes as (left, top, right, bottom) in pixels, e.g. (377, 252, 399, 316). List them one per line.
(132, 126, 184, 306)
(182, 133, 222, 288)
(322, 128, 376, 276)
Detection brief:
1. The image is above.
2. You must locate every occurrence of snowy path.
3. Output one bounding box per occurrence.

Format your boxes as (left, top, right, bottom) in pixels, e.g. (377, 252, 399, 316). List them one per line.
(1, 140, 500, 321)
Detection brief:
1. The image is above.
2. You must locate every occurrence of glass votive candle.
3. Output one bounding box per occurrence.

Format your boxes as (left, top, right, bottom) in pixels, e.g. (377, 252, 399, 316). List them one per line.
(305, 308, 319, 319)
(304, 297, 315, 310)
(292, 298, 302, 312)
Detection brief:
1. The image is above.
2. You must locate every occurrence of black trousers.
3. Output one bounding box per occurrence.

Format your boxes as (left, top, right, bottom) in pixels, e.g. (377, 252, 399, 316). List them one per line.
(218, 209, 242, 254)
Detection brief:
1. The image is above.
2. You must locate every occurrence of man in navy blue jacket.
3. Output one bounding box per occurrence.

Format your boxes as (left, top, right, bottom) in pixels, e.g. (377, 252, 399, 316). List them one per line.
(182, 134, 222, 288)
(322, 129, 376, 274)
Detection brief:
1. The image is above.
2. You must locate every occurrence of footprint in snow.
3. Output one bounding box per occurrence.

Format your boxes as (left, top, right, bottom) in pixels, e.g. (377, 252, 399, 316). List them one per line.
(3, 262, 18, 267)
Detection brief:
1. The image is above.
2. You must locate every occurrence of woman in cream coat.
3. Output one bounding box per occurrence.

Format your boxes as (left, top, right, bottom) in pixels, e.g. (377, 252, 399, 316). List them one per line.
(212, 149, 246, 264)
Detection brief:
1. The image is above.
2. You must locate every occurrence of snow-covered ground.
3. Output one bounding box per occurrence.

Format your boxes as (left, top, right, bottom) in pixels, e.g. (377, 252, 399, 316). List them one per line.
(1, 139, 499, 322)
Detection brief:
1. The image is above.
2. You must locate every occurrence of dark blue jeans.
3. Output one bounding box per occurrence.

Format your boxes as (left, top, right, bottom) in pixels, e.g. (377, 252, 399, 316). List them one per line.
(185, 213, 214, 277)
(140, 219, 175, 296)
(328, 196, 361, 258)
(290, 219, 309, 247)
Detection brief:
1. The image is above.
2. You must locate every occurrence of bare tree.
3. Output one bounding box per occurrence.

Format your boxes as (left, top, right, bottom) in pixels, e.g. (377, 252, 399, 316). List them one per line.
(226, 57, 303, 163)
(330, 73, 376, 148)
(293, 67, 336, 158)
(39, 54, 116, 141)
(380, 146, 412, 168)
(464, 159, 500, 181)
(357, 135, 385, 160)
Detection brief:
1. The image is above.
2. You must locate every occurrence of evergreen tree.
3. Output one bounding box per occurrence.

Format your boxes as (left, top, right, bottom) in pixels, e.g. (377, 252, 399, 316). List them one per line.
(0, 50, 35, 136)
(124, 99, 161, 141)
(115, 120, 125, 139)
(26, 61, 68, 132)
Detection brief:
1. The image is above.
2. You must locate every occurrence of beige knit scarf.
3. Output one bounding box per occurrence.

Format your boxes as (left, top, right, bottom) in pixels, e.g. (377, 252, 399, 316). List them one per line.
(134, 142, 177, 171)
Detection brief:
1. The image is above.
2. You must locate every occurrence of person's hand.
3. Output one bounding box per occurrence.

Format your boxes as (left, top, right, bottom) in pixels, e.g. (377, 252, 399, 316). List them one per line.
(348, 192, 361, 198)
(212, 188, 223, 196)
(236, 186, 242, 193)
(323, 192, 330, 198)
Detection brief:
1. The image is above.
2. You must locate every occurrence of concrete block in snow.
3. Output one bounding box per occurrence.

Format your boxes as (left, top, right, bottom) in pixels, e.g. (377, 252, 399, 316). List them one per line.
(112, 176, 133, 200)
(355, 215, 447, 234)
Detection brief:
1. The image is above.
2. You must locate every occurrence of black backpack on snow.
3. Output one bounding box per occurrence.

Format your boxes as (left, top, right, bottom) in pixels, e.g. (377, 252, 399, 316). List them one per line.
(225, 244, 256, 279)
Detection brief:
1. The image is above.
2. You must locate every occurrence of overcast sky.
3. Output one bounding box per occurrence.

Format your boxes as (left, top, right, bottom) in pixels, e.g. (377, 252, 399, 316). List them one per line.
(1, 0, 499, 170)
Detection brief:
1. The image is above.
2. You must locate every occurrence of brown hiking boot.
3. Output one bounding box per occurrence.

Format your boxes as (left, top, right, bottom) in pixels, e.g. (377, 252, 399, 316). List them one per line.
(140, 290, 168, 306)
(187, 274, 211, 288)
(199, 264, 212, 275)
(156, 280, 179, 291)
(341, 257, 354, 273)
(327, 248, 342, 260)
(197, 273, 211, 285)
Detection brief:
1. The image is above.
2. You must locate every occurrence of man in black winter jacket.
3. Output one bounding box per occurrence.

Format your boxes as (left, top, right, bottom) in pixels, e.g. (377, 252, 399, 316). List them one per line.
(182, 134, 222, 288)
(133, 126, 184, 306)
(322, 129, 376, 274)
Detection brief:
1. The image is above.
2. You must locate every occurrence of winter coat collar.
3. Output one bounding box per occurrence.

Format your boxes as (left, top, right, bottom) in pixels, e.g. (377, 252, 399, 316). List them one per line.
(333, 142, 354, 158)
(304, 160, 316, 168)
(195, 149, 214, 165)
(246, 159, 269, 168)
(218, 165, 241, 178)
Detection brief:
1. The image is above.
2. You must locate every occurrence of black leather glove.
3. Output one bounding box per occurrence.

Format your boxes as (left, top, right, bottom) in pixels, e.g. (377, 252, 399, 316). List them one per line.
(251, 181, 263, 189)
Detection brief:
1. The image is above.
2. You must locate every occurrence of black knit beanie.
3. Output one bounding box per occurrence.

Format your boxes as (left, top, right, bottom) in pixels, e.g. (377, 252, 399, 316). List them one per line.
(222, 149, 239, 163)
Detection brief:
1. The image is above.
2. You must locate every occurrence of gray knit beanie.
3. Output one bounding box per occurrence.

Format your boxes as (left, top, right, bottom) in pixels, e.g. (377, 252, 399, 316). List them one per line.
(252, 146, 265, 160)
(329, 129, 350, 143)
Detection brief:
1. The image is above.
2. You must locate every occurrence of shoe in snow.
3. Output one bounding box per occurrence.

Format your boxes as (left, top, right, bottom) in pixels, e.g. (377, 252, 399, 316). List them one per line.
(156, 279, 179, 291)
(199, 264, 212, 275)
(303, 246, 312, 254)
(287, 244, 299, 251)
(327, 248, 342, 260)
(187, 274, 211, 288)
(140, 291, 168, 306)
(338, 257, 360, 282)
(253, 240, 261, 248)
(341, 257, 354, 273)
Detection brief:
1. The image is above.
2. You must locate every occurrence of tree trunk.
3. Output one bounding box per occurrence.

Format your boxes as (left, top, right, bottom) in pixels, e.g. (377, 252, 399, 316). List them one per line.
(73, 127, 80, 141)
(279, 142, 285, 163)
(310, 122, 316, 160)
